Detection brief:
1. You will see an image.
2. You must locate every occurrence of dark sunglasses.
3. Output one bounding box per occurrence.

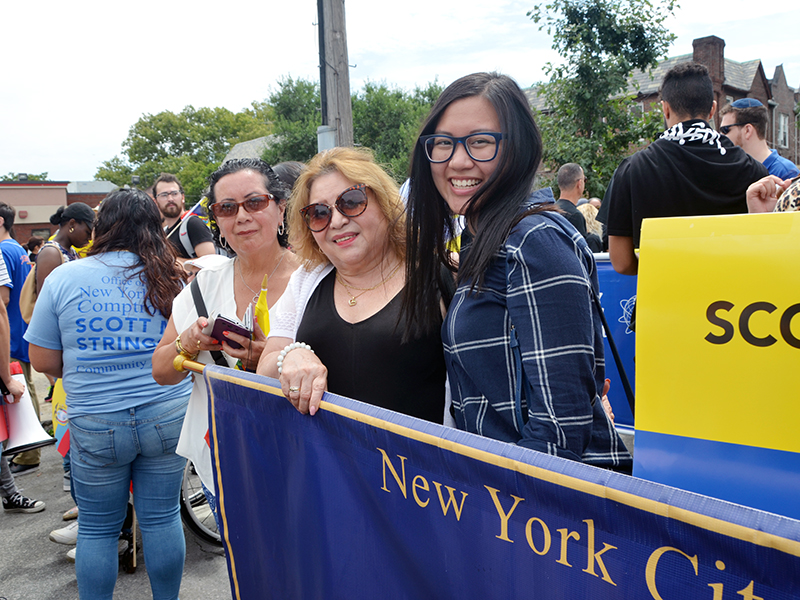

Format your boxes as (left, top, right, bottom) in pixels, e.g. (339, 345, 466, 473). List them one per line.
(300, 184, 369, 232)
(719, 123, 747, 135)
(208, 194, 276, 218)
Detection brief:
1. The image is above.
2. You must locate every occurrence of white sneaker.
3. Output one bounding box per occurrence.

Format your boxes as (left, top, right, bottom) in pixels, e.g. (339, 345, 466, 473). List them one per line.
(66, 547, 76, 563)
(49, 520, 79, 545)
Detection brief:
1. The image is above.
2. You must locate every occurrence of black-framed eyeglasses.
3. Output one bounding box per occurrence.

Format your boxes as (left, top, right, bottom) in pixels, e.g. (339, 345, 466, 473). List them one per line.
(208, 194, 276, 218)
(720, 123, 747, 135)
(300, 184, 368, 232)
(156, 190, 182, 200)
(419, 132, 503, 163)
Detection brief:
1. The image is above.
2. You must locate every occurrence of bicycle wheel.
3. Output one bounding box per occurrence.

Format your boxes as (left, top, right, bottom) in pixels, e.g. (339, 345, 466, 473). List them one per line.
(180, 461, 222, 546)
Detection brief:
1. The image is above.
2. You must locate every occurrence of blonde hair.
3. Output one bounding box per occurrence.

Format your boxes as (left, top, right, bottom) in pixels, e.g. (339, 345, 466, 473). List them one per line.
(578, 203, 603, 237)
(288, 147, 406, 268)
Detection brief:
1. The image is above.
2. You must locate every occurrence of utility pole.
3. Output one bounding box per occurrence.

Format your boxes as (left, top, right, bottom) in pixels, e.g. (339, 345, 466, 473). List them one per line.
(317, 0, 353, 150)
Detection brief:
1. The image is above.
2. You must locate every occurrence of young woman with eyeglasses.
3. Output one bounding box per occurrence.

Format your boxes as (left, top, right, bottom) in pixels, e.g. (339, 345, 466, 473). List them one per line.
(402, 72, 631, 471)
(153, 158, 299, 508)
(257, 147, 446, 424)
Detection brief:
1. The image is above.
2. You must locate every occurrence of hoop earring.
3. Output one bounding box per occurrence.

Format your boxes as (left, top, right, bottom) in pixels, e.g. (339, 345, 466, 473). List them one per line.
(277, 221, 285, 236)
(219, 236, 232, 252)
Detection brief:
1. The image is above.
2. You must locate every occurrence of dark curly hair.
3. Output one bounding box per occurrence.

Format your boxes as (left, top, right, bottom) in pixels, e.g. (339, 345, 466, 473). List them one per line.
(88, 189, 183, 318)
(205, 158, 291, 251)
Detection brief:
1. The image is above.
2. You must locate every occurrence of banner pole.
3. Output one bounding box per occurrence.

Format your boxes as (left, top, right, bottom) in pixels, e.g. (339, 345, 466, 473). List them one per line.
(173, 355, 205, 375)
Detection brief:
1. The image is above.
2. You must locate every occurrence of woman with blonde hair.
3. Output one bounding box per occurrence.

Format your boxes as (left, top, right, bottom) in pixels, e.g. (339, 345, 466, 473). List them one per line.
(578, 202, 604, 252)
(257, 147, 446, 423)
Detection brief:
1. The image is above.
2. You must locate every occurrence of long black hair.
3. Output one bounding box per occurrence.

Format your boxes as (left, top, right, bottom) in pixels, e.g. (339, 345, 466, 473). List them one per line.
(88, 189, 183, 318)
(402, 72, 543, 339)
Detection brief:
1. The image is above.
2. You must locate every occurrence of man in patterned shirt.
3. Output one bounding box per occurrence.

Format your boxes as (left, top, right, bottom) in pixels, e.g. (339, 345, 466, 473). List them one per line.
(599, 62, 768, 275)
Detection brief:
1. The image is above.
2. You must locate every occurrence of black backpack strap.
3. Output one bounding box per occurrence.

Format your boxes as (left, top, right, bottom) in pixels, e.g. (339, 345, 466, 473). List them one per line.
(438, 262, 456, 310)
(190, 278, 229, 367)
(591, 287, 635, 417)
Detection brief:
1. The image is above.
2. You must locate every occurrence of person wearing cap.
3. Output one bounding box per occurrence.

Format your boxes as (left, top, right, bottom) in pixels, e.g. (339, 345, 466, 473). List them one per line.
(719, 98, 800, 180)
(153, 173, 215, 263)
(599, 62, 768, 275)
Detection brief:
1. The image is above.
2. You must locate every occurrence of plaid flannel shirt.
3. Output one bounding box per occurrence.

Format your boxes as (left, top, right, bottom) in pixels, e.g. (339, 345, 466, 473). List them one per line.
(443, 210, 632, 468)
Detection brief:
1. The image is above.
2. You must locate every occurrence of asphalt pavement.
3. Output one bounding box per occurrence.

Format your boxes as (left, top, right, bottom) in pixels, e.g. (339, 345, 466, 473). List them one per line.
(0, 371, 232, 600)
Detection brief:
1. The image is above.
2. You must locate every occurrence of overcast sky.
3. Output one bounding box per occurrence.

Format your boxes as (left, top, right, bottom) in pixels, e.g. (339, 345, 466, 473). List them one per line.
(1, 0, 797, 182)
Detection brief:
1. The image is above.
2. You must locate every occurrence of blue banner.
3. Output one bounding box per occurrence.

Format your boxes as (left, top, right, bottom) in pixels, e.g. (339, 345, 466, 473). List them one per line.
(206, 367, 800, 600)
(596, 255, 637, 428)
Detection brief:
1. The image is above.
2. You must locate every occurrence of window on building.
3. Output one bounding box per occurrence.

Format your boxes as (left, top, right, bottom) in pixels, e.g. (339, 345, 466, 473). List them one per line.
(778, 114, 789, 148)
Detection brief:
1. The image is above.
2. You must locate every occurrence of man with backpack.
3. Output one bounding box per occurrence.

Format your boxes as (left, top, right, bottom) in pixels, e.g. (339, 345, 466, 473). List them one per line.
(153, 173, 215, 262)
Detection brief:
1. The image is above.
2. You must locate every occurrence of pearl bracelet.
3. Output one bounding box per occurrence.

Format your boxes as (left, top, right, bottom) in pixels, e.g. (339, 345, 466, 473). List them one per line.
(277, 342, 314, 374)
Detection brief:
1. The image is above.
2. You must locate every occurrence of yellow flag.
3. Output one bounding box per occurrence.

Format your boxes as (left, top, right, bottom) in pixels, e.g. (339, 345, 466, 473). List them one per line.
(254, 274, 270, 336)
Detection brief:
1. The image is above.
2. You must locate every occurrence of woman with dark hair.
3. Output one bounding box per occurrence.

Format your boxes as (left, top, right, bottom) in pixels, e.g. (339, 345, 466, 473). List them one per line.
(24, 189, 191, 599)
(256, 147, 446, 424)
(26, 236, 44, 262)
(403, 72, 631, 470)
(272, 160, 306, 247)
(153, 158, 299, 512)
(36, 202, 95, 291)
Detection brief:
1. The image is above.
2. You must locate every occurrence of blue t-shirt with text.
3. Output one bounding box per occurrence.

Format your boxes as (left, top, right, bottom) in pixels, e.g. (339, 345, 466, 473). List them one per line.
(24, 251, 191, 417)
(1, 239, 31, 362)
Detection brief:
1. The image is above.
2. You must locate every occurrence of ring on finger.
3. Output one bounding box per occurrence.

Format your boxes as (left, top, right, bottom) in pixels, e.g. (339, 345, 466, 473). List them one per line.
(288, 386, 300, 393)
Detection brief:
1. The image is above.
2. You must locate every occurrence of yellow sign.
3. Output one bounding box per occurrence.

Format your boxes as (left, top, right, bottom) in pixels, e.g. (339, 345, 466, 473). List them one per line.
(636, 212, 800, 454)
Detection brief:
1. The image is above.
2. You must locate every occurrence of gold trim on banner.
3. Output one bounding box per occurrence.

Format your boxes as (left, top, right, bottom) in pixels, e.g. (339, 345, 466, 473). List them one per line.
(204, 367, 800, 568)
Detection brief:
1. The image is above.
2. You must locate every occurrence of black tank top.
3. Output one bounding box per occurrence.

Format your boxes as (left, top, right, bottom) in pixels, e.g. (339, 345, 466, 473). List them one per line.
(295, 270, 445, 423)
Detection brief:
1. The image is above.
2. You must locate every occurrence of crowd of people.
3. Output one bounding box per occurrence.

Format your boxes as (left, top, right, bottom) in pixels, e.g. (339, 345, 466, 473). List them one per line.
(1, 64, 798, 599)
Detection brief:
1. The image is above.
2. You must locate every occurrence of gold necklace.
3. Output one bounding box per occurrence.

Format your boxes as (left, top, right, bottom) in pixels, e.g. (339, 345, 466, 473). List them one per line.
(336, 262, 402, 306)
(237, 252, 285, 304)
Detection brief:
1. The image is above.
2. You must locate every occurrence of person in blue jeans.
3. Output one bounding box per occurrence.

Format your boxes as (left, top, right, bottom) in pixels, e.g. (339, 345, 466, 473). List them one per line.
(25, 189, 192, 600)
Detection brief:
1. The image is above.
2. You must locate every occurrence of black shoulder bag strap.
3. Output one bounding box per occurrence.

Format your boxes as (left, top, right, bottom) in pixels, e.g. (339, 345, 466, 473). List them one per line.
(189, 278, 229, 367)
(591, 288, 636, 417)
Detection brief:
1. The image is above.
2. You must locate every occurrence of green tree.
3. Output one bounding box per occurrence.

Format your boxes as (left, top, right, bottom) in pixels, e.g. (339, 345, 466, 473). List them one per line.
(0, 172, 49, 182)
(262, 77, 322, 166)
(352, 81, 442, 180)
(96, 104, 272, 203)
(263, 78, 442, 182)
(529, 0, 676, 197)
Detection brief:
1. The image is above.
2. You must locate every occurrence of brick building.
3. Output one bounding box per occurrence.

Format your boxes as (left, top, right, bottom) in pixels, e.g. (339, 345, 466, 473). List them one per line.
(525, 35, 799, 165)
(627, 36, 798, 164)
(0, 178, 116, 243)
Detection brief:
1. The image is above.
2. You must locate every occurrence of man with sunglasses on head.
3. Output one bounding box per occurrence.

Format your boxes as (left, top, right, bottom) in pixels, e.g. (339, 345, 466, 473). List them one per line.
(153, 173, 216, 263)
(719, 98, 799, 180)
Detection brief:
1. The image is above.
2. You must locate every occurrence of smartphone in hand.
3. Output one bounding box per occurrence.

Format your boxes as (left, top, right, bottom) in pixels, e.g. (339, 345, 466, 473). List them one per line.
(209, 316, 251, 350)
